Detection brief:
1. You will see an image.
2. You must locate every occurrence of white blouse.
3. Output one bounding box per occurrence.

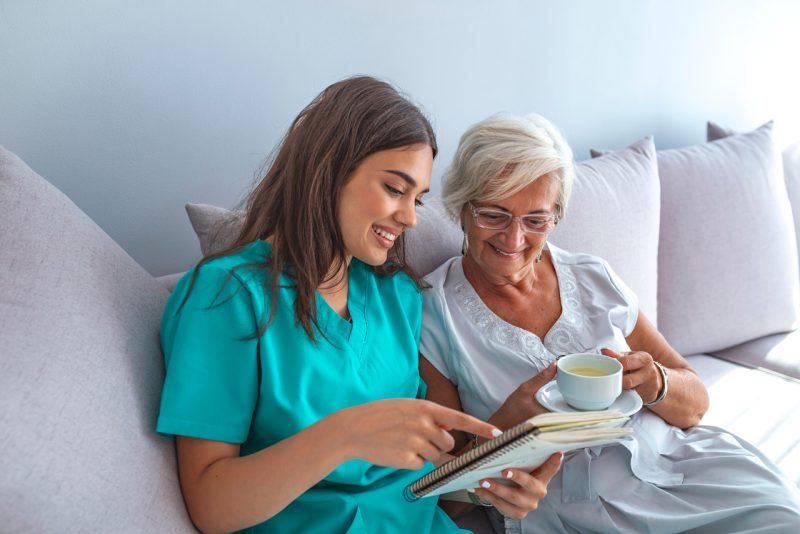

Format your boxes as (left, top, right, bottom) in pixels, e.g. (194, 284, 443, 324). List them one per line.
(421, 243, 637, 422)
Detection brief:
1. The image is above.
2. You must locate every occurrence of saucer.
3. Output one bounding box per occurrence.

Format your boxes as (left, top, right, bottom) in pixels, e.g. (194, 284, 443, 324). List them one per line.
(535, 380, 643, 416)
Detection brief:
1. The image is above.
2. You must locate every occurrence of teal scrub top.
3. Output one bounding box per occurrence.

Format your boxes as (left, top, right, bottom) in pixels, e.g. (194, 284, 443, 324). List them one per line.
(156, 241, 467, 534)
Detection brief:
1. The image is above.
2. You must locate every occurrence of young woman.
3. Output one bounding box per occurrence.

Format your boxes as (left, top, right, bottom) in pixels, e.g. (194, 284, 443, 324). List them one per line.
(156, 77, 561, 533)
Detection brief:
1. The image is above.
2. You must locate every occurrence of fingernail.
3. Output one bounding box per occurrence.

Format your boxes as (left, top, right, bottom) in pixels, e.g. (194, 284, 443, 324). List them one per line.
(491, 428, 502, 437)
(467, 487, 475, 493)
(505, 470, 514, 479)
(481, 480, 491, 489)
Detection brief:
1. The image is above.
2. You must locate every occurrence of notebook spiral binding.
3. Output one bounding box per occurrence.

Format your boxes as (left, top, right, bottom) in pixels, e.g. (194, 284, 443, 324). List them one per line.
(404, 422, 540, 501)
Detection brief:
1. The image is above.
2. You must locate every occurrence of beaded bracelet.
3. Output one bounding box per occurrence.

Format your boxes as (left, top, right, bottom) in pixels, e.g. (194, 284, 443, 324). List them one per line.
(645, 361, 669, 406)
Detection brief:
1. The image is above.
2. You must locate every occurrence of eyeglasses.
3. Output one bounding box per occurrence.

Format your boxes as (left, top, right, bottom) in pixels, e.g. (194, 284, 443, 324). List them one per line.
(468, 202, 559, 234)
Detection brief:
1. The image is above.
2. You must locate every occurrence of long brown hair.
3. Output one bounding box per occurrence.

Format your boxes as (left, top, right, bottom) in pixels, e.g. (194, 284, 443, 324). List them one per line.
(185, 76, 437, 340)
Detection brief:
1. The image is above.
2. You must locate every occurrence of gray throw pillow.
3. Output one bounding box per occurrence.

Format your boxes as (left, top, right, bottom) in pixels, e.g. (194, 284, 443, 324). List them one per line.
(0, 147, 193, 532)
(185, 202, 244, 256)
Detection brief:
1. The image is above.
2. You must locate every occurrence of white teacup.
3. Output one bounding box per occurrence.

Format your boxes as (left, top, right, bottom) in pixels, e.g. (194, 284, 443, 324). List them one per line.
(556, 353, 623, 410)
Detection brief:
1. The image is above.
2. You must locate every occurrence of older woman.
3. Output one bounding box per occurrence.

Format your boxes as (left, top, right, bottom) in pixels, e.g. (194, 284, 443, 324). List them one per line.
(420, 114, 800, 533)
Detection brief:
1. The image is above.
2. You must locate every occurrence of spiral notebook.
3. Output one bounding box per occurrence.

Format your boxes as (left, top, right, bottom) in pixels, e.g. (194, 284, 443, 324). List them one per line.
(404, 410, 633, 501)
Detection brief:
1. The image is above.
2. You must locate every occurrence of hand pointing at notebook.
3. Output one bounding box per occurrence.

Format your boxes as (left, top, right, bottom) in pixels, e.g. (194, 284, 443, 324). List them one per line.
(332, 398, 502, 470)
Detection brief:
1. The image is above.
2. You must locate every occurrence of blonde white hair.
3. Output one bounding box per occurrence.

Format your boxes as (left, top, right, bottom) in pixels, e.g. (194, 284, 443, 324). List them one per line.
(441, 113, 575, 222)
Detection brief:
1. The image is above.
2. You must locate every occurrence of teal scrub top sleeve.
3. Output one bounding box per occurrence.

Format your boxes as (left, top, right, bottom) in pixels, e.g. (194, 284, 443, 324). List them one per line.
(157, 265, 260, 444)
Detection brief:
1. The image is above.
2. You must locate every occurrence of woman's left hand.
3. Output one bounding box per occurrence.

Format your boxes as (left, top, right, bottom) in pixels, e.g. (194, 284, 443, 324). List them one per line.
(487, 362, 557, 431)
(469, 452, 563, 519)
(601, 347, 663, 404)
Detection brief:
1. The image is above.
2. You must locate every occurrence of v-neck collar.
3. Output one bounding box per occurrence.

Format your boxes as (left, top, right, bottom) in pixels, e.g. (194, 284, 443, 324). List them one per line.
(252, 240, 369, 351)
(316, 259, 368, 350)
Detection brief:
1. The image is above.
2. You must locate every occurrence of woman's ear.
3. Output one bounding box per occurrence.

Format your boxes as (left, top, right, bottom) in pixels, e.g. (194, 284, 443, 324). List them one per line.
(459, 204, 469, 231)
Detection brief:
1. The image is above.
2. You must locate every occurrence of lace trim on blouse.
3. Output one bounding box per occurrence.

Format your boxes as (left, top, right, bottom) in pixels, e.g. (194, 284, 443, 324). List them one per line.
(452, 246, 588, 369)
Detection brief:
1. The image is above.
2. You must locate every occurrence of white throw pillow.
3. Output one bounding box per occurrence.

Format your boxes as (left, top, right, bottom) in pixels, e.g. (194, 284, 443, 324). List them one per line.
(656, 122, 799, 355)
(708, 121, 800, 285)
(553, 136, 660, 324)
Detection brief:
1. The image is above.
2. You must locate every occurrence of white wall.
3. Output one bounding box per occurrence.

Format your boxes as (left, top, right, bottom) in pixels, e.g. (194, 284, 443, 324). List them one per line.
(1, 0, 798, 275)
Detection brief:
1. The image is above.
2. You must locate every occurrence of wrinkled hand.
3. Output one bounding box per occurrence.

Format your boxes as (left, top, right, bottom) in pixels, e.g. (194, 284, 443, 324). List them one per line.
(489, 363, 557, 431)
(470, 452, 563, 519)
(601, 347, 663, 404)
(334, 399, 500, 470)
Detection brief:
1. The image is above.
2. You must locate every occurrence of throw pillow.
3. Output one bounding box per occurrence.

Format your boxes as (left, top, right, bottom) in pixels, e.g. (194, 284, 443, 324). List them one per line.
(404, 196, 463, 276)
(707, 121, 800, 285)
(553, 136, 660, 324)
(185, 202, 244, 256)
(0, 147, 193, 531)
(655, 122, 799, 355)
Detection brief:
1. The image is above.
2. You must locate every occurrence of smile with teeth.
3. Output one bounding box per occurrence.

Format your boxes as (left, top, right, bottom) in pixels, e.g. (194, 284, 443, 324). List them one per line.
(372, 225, 398, 242)
(490, 243, 524, 257)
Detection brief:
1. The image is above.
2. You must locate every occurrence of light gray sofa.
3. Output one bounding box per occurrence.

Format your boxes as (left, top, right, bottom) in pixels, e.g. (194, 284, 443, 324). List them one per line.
(2, 119, 799, 532)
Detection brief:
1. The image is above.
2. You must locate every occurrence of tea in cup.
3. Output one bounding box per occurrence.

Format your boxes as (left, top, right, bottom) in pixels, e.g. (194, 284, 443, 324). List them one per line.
(556, 353, 623, 410)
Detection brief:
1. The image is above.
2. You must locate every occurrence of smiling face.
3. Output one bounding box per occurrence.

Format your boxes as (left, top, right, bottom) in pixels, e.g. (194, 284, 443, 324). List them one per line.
(462, 174, 560, 285)
(337, 143, 433, 266)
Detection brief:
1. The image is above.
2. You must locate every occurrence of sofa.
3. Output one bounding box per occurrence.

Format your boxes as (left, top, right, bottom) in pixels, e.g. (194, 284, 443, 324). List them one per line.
(2, 119, 798, 532)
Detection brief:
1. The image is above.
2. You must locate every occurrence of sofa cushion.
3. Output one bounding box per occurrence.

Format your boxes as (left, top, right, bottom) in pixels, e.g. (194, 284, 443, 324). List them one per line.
(708, 121, 800, 284)
(654, 123, 799, 355)
(185, 202, 244, 256)
(0, 147, 193, 531)
(688, 354, 800, 488)
(555, 136, 660, 323)
(157, 272, 186, 293)
(709, 331, 800, 380)
(404, 196, 463, 276)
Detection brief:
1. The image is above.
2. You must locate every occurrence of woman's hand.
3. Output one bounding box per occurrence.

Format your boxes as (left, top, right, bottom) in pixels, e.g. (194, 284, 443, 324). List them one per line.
(470, 452, 563, 519)
(601, 347, 662, 404)
(488, 363, 557, 430)
(333, 398, 501, 470)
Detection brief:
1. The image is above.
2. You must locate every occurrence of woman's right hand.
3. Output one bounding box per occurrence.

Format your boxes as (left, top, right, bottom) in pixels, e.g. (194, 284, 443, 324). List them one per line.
(332, 398, 501, 470)
(488, 362, 557, 430)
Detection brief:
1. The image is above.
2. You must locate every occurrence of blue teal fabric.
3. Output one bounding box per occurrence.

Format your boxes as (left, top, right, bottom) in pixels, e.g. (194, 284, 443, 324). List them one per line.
(156, 241, 466, 533)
